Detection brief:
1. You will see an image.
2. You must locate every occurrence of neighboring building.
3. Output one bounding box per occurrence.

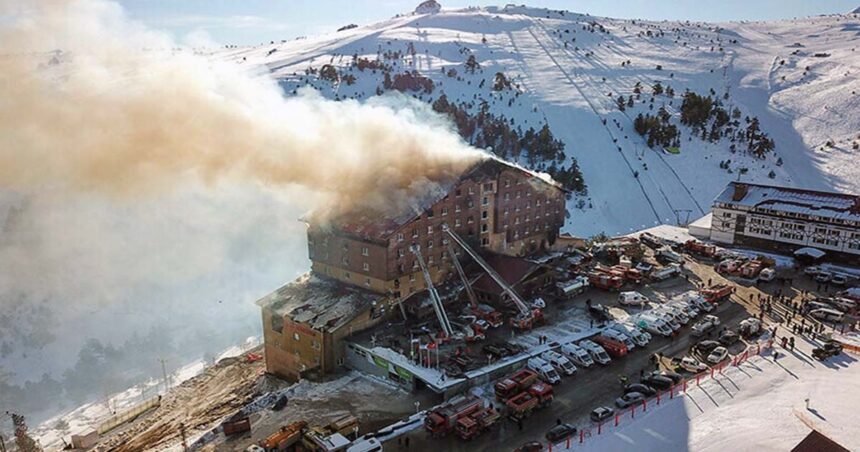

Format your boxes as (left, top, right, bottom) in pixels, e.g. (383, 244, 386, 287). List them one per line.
(709, 182, 860, 263)
(306, 158, 567, 299)
(257, 274, 392, 382)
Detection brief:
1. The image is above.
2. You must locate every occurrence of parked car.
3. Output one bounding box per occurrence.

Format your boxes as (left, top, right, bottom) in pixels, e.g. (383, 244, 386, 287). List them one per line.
(546, 423, 577, 442)
(815, 272, 833, 283)
(693, 340, 722, 355)
(641, 374, 673, 390)
(758, 268, 776, 282)
(619, 291, 649, 306)
(707, 346, 729, 364)
(719, 330, 740, 345)
(691, 319, 716, 337)
(615, 392, 646, 408)
(590, 406, 615, 422)
(271, 395, 289, 411)
(679, 356, 708, 373)
(831, 274, 851, 286)
(513, 441, 544, 452)
(804, 266, 823, 276)
(624, 383, 656, 397)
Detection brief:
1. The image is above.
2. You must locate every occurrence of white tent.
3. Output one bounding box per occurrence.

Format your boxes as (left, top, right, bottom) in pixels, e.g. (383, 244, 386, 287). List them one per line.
(793, 247, 826, 259)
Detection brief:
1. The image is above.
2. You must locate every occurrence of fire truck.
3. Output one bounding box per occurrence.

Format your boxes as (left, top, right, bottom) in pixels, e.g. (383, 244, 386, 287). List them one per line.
(506, 382, 554, 420)
(593, 335, 628, 358)
(587, 272, 624, 291)
(494, 368, 540, 402)
(684, 240, 717, 258)
(455, 405, 501, 441)
(701, 284, 735, 304)
(424, 395, 482, 437)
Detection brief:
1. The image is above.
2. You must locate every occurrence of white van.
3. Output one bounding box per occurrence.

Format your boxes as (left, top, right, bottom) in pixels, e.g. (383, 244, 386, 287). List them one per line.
(669, 300, 700, 318)
(609, 322, 650, 346)
(601, 330, 635, 350)
(758, 268, 776, 282)
(578, 340, 611, 365)
(809, 308, 844, 322)
(528, 357, 561, 384)
(662, 305, 690, 324)
(619, 291, 649, 306)
(541, 350, 577, 376)
(633, 315, 673, 337)
(825, 297, 856, 312)
(560, 342, 594, 368)
(653, 308, 684, 328)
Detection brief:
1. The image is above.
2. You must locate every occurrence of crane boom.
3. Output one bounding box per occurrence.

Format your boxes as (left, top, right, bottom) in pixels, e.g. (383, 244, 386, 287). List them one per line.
(442, 225, 531, 318)
(410, 245, 453, 337)
(446, 242, 478, 310)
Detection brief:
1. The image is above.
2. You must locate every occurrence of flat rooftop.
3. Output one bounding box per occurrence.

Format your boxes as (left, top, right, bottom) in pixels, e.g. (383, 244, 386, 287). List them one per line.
(256, 274, 385, 332)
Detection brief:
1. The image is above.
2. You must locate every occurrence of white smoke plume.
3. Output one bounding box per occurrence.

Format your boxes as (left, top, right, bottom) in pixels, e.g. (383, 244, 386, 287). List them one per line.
(0, 0, 483, 415)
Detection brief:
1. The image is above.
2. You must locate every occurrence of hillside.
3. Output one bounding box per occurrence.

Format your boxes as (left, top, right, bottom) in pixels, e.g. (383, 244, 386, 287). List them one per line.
(212, 5, 860, 236)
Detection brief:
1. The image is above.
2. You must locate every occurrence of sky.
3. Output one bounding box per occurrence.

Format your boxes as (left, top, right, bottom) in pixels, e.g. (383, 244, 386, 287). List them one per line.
(121, 0, 860, 46)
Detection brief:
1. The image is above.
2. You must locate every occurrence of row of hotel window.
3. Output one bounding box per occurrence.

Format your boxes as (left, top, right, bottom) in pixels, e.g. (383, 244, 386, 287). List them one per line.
(426, 195, 557, 219)
(745, 217, 860, 250)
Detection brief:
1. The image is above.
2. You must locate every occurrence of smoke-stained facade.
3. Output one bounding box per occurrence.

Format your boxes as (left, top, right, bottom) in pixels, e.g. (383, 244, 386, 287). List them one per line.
(306, 159, 567, 298)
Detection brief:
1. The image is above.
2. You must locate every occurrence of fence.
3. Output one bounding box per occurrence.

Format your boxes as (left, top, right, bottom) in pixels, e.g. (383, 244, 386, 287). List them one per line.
(545, 339, 774, 451)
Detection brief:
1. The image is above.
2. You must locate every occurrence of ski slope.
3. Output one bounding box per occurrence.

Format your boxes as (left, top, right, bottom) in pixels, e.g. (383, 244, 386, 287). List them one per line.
(211, 6, 860, 236)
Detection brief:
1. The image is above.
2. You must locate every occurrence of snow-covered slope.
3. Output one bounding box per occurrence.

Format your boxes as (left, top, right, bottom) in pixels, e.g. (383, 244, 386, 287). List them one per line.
(211, 6, 860, 236)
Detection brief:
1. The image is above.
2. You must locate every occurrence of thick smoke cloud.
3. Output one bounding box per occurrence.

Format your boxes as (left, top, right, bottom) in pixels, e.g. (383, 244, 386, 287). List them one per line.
(0, 0, 483, 417)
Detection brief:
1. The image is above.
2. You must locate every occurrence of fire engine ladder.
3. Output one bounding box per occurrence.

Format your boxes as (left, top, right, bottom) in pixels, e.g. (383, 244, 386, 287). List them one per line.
(446, 241, 479, 311)
(442, 225, 531, 319)
(410, 244, 454, 338)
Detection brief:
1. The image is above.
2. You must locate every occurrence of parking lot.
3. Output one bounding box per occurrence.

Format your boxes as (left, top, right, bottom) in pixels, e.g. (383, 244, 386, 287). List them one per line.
(387, 247, 856, 452)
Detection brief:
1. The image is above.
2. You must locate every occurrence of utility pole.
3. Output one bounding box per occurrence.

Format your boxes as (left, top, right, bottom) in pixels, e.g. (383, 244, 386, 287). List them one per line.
(159, 358, 170, 393)
(179, 422, 188, 451)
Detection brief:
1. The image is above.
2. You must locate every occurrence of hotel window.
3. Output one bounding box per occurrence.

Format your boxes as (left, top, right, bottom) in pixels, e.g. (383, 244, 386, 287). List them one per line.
(397, 232, 404, 242)
(398, 248, 404, 257)
(482, 237, 490, 246)
(516, 190, 521, 198)
(468, 186, 474, 194)
(482, 196, 489, 206)
(504, 179, 511, 188)
(427, 209, 434, 218)
(504, 193, 510, 201)
(293, 333, 300, 341)
(455, 189, 462, 197)
(427, 225, 433, 234)
(482, 210, 488, 220)
(468, 216, 474, 224)
(361, 247, 368, 256)
(442, 207, 448, 216)
(481, 224, 489, 233)
(455, 218, 462, 227)
(504, 208, 509, 216)
(455, 204, 462, 213)
(427, 239, 433, 249)
(362, 262, 370, 271)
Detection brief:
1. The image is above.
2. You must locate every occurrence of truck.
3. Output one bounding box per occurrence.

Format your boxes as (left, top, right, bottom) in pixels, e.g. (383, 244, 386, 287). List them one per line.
(656, 246, 684, 264)
(455, 406, 500, 440)
(600, 329, 636, 351)
(261, 421, 308, 452)
(425, 395, 482, 437)
(650, 264, 682, 281)
(560, 342, 594, 367)
(588, 272, 624, 291)
(684, 240, 717, 258)
(494, 368, 540, 402)
(701, 284, 735, 304)
(506, 382, 554, 420)
(222, 415, 252, 436)
(473, 304, 504, 328)
(527, 357, 561, 384)
(556, 276, 590, 298)
(593, 335, 629, 358)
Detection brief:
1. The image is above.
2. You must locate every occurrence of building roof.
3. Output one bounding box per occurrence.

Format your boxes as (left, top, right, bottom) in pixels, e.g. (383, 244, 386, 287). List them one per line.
(791, 430, 849, 452)
(256, 274, 385, 332)
(472, 253, 540, 295)
(319, 157, 563, 242)
(714, 182, 860, 224)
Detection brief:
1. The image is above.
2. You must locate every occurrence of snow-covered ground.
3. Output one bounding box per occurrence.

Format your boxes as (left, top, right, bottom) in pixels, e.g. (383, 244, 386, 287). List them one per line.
(555, 330, 859, 451)
(211, 6, 860, 237)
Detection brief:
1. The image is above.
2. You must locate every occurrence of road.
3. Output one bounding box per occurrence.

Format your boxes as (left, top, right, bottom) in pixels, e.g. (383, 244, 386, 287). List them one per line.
(388, 257, 802, 452)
